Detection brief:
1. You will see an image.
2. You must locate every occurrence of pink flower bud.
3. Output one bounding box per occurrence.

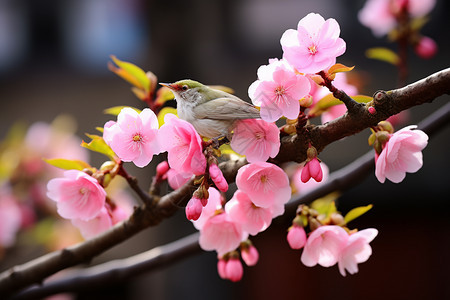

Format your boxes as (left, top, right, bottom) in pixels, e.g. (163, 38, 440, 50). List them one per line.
(209, 164, 228, 192)
(241, 244, 259, 266)
(308, 157, 323, 182)
(225, 258, 244, 282)
(287, 225, 307, 249)
(368, 106, 376, 115)
(300, 161, 311, 183)
(156, 161, 170, 178)
(415, 36, 437, 59)
(217, 258, 228, 279)
(185, 197, 203, 221)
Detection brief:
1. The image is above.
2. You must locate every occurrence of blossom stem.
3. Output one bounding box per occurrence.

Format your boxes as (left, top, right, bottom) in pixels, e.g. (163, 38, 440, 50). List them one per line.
(318, 71, 362, 115)
(117, 163, 156, 207)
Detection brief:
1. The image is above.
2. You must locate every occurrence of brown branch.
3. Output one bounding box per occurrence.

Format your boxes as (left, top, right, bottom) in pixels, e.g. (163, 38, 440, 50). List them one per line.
(274, 68, 450, 163)
(13, 101, 450, 300)
(1, 69, 449, 297)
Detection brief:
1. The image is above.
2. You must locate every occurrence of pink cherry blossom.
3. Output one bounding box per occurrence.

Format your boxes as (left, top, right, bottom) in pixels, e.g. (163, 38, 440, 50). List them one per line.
(301, 157, 323, 183)
(415, 36, 437, 59)
(166, 168, 193, 190)
(225, 190, 273, 236)
(47, 170, 106, 221)
(192, 187, 223, 231)
(375, 125, 428, 183)
(0, 189, 22, 247)
(199, 212, 248, 256)
(301, 225, 348, 267)
(71, 207, 113, 239)
(104, 108, 160, 168)
(156, 161, 170, 178)
(248, 58, 311, 122)
(235, 162, 291, 217)
(358, 0, 436, 37)
(209, 164, 228, 192)
(159, 114, 206, 176)
(281, 13, 346, 74)
(287, 224, 307, 250)
(293, 162, 329, 195)
(185, 196, 203, 221)
(241, 244, 259, 266)
(338, 228, 378, 276)
(225, 257, 244, 282)
(230, 119, 280, 163)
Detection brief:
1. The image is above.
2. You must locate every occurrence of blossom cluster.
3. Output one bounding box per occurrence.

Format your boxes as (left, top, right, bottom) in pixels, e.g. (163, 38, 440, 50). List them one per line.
(192, 161, 291, 281)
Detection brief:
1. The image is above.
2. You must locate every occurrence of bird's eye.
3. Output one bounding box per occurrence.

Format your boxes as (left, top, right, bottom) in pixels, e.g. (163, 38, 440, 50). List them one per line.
(182, 85, 188, 91)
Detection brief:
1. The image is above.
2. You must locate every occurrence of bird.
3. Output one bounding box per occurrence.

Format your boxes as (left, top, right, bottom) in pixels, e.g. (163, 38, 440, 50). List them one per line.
(160, 79, 260, 139)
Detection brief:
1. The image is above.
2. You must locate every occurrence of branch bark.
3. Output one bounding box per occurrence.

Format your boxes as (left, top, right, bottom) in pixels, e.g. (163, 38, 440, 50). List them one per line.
(14, 101, 450, 300)
(1, 68, 449, 297)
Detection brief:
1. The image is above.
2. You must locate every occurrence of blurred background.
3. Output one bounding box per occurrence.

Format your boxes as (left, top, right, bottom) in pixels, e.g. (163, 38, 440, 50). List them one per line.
(0, 0, 449, 299)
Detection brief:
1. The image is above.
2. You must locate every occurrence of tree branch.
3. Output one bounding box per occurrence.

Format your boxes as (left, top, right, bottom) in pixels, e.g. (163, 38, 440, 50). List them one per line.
(14, 101, 450, 300)
(1, 69, 449, 297)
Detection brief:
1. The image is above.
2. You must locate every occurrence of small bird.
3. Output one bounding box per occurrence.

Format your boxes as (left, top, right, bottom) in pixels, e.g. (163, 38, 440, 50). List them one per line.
(160, 80, 260, 139)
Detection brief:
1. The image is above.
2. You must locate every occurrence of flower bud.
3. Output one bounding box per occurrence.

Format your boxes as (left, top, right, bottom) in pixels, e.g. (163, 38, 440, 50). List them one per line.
(368, 106, 376, 115)
(300, 95, 313, 108)
(156, 161, 170, 178)
(225, 257, 243, 282)
(378, 121, 394, 134)
(330, 212, 345, 226)
(376, 131, 391, 145)
(100, 161, 116, 172)
(185, 196, 203, 221)
(241, 244, 259, 266)
(287, 224, 307, 249)
(415, 36, 437, 59)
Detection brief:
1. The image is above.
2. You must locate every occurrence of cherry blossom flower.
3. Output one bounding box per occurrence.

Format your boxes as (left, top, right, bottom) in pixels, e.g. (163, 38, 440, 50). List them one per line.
(358, 0, 436, 37)
(375, 125, 428, 183)
(281, 13, 346, 74)
(338, 228, 378, 276)
(235, 162, 291, 217)
(0, 189, 22, 247)
(159, 114, 206, 176)
(241, 244, 259, 266)
(248, 58, 311, 122)
(166, 168, 193, 190)
(71, 207, 113, 239)
(301, 225, 348, 267)
(104, 108, 160, 168)
(225, 190, 273, 236)
(47, 170, 106, 221)
(230, 119, 280, 163)
(301, 157, 323, 183)
(199, 212, 248, 256)
(287, 224, 307, 250)
(209, 164, 228, 192)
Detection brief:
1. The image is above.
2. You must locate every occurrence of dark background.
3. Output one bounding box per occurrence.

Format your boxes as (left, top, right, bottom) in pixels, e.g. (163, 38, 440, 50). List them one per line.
(1, 0, 449, 299)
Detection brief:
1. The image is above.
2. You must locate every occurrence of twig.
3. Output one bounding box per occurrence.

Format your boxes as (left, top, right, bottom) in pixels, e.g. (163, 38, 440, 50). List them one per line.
(12, 101, 450, 300)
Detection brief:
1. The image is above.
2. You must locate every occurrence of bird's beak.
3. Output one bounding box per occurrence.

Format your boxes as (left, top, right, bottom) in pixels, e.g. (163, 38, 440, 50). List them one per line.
(159, 82, 174, 90)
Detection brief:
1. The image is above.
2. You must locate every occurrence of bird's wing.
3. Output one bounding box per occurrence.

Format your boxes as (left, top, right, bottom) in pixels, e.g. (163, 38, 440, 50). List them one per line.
(193, 97, 260, 120)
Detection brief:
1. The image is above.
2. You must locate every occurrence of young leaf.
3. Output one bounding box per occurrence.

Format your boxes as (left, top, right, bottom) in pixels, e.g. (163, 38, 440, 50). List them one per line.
(154, 87, 176, 107)
(328, 63, 355, 79)
(44, 158, 91, 171)
(81, 134, 116, 160)
(366, 47, 400, 65)
(109, 55, 150, 92)
(311, 192, 341, 217)
(344, 204, 373, 224)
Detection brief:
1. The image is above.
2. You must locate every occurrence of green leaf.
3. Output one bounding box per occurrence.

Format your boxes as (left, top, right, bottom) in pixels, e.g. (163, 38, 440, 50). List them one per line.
(366, 47, 400, 65)
(81, 134, 116, 160)
(311, 192, 340, 217)
(154, 86, 176, 107)
(103, 106, 142, 116)
(44, 158, 91, 171)
(351, 95, 373, 103)
(109, 55, 150, 91)
(344, 204, 373, 224)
